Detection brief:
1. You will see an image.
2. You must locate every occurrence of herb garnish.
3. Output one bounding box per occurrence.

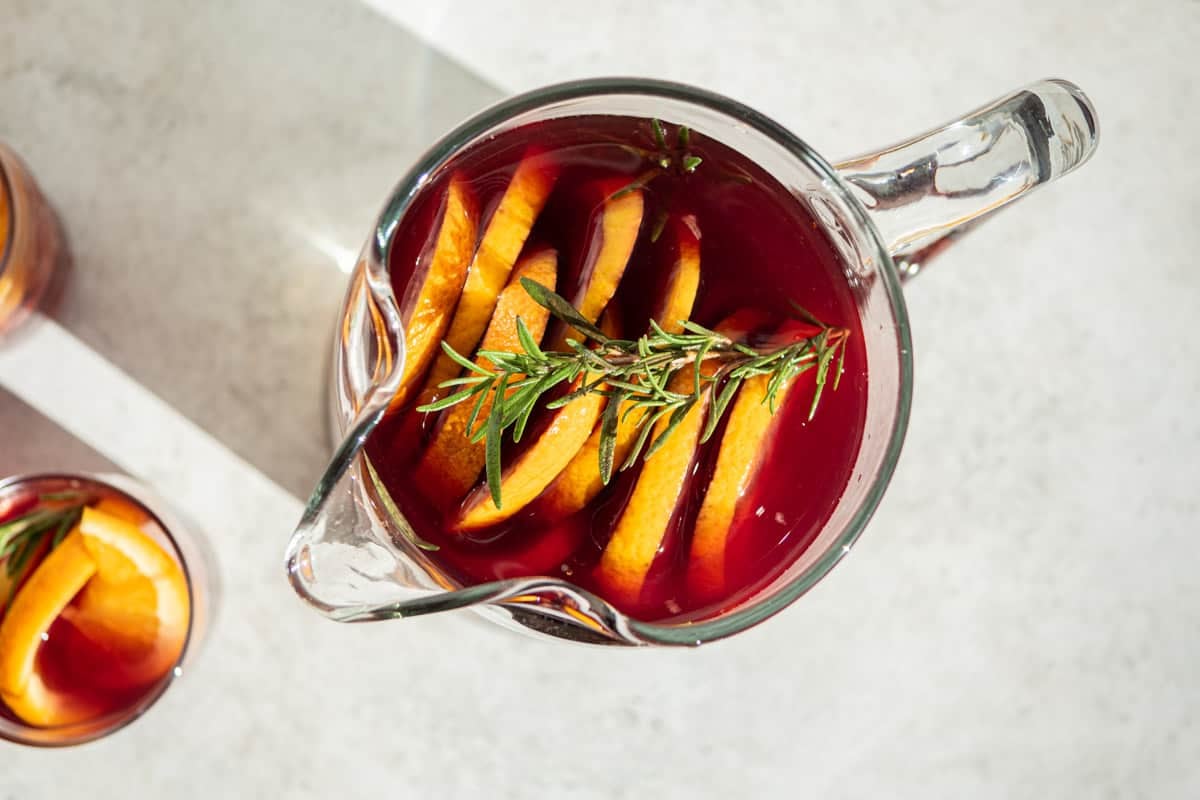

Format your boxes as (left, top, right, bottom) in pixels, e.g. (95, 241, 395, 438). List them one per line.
(0, 492, 87, 600)
(417, 280, 849, 508)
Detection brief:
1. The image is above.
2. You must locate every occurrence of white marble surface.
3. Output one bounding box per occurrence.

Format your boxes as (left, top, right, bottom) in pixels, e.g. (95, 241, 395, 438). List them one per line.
(3, 1, 1199, 797)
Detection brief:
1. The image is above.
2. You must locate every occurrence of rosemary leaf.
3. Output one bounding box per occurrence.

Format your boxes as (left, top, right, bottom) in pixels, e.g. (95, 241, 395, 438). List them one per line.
(646, 397, 696, 459)
(484, 373, 508, 507)
(418, 383, 489, 413)
(598, 392, 624, 485)
(621, 407, 668, 471)
(51, 509, 79, 548)
(833, 336, 847, 391)
(520, 278, 609, 343)
(703, 376, 743, 443)
(465, 378, 493, 440)
(652, 118, 667, 148)
(439, 339, 491, 375)
(515, 316, 542, 360)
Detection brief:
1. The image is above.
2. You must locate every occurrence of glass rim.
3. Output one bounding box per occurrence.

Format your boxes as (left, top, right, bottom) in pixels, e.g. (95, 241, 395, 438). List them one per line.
(370, 77, 914, 645)
(0, 472, 197, 746)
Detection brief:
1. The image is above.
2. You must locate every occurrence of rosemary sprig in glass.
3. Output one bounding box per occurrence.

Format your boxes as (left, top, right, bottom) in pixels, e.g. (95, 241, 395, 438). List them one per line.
(0, 492, 87, 599)
(417, 279, 850, 509)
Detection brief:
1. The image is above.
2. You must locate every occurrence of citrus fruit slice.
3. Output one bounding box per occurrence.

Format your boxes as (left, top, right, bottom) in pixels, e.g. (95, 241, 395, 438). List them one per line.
(388, 175, 480, 412)
(541, 213, 701, 519)
(62, 507, 191, 691)
(593, 311, 769, 604)
(452, 311, 620, 531)
(416, 247, 557, 506)
(686, 360, 799, 603)
(549, 180, 643, 349)
(422, 149, 559, 397)
(0, 506, 189, 726)
(0, 529, 99, 727)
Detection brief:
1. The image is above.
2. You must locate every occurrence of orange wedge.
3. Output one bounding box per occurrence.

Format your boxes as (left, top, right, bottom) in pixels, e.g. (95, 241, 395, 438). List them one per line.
(687, 371, 798, 603)
(0, 530, 99, 726)
(550, 181, 643, 349)
(541, 214, 702, 519)
(0, 506, 189, 726)
(416, 247, 557, 506)
(388, 175, 480, 412)
(422, 150, 559, 398)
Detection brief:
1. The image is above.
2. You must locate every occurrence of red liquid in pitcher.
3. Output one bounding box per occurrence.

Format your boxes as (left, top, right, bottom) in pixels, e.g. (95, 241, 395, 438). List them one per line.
(365, 115, 867, 623)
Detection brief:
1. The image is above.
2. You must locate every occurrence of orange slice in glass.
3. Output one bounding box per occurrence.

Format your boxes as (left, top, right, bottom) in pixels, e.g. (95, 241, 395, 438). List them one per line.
(541, 213, 701, 519)
(452, 310, 620, 531)
(593, 311, 769, 604)
(454, 386, 607, 532)
(686, 367, 798, 603)
(0, 530, 98, 726)
(593, 376, 709, 603)
(416, 247, 557, 506)
(388, 175, 480, 412)
(548, 180, 643, 350)
(421, 149, 559, 398)
(0, 506, 189, 726)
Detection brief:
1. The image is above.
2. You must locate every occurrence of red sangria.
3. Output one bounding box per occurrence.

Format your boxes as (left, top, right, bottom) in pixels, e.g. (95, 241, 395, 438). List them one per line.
(0, 475, 193, 744)
(365, 115, 867, 623)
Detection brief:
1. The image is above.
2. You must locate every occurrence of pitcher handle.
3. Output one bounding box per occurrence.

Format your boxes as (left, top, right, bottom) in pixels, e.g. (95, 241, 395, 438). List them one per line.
(834, 78, 1098, 279)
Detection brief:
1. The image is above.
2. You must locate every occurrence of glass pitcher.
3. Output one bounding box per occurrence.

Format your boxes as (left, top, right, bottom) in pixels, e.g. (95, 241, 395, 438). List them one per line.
(285, 78, 1097, 646)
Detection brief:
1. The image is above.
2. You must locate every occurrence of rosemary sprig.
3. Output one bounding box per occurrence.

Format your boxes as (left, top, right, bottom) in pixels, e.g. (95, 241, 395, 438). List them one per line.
(417, 280, 849, 508)
(0, 493, 87, 600)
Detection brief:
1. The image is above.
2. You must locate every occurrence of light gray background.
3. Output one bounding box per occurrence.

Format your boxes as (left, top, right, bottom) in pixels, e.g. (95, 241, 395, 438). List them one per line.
(2, 0, 1198, 797)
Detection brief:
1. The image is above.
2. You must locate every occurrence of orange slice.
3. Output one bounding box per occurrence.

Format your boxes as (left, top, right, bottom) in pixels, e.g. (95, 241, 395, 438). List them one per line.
(0, 530, 99, 727)
(549, 181, 643, 349)
(416, 247, 557, 506)
(687, 370, 798, 603)
(650, 214, 703, 336)
(452, 311, 620, 531)
(422, 150, 559, 398)
(92, 495, 152, 527)
(454, 389, 606, 531)
(461, 182, 641, 525)
(63, 507, 191, 690)
(593, 312, 768, 603)
(541, 214, 702, 519)
(594, 377, 709, 603)
(0, 506, 190, 726)
(388, 175, 480, 412)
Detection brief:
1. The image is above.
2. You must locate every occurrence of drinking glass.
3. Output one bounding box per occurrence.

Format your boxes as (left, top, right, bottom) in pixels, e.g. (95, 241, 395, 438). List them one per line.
(0, 473, 209, 746)
(0, 144, 62, 337)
